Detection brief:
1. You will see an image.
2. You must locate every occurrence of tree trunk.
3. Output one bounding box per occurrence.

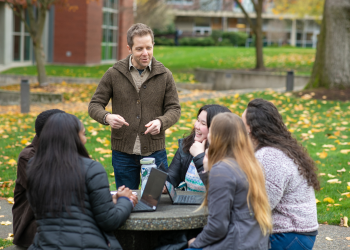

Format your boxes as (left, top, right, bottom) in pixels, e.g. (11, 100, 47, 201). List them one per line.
(34, 43, 48, 86)
(306, 0, 350, 89)
(254, 1, 265, 70)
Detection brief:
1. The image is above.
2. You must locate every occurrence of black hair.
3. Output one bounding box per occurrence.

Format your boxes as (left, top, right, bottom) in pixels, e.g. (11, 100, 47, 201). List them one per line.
(182, 104, 232, 153)
(27, 113, 90, 218)
(246, 98, 320, 190)
(35, 109, 65, 137)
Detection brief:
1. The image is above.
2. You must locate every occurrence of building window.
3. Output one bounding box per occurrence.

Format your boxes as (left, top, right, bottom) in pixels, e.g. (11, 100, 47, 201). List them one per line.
(102, 0, 118, 61)
(13, 12, 32, 62)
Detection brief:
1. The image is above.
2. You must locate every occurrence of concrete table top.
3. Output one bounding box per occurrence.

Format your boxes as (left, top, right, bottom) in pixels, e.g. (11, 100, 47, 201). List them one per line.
(118, 190, 208, 231)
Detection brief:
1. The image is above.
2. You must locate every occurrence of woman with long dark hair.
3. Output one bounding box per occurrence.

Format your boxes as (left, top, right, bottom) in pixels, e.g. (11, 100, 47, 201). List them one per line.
(167, 104, 231, 192)
(242, 98, 320, 250)
(187, 113, 272, 250)
(27, 113, 137, 250)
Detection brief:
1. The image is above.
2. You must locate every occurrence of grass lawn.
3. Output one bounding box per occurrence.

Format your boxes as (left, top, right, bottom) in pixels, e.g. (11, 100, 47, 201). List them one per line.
(0, 47, 315, 82)
(1, 90, 350, 226)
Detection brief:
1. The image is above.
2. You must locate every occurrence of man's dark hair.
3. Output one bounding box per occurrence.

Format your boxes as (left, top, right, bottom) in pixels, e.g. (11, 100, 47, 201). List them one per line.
(35, 109, 65, 137)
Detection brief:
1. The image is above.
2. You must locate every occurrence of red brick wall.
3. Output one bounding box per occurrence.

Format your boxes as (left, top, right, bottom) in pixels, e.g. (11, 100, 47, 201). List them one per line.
(86, 0, 102, 64)
(118, 0, 134, 60)
(53, 0, 102, 64)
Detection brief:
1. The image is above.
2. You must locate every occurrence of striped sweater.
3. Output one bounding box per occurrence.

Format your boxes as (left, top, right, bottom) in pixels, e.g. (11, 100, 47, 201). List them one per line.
(255, 147, 319, 234)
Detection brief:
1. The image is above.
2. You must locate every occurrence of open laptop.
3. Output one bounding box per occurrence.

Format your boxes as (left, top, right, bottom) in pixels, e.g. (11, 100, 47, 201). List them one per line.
(165, 181, 204, 205)
(131, 167, 167, 212)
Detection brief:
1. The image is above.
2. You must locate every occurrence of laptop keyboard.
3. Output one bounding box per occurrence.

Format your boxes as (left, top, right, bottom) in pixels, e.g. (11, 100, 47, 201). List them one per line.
(176, 195, 201, 203)
(133, 202, 151, 211)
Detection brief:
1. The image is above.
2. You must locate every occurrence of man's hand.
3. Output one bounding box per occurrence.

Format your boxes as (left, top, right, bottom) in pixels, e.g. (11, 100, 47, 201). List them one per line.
(106, 114, 129, 129)
(144, 119, 161, 135)
(188, 238, 196, 247)
(189, 139, 206, 157)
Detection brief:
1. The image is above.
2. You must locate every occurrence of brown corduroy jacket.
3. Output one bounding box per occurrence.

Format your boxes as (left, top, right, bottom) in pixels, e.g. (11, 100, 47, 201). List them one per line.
(12, 136, 38, 247)
(88, 55, 181, 155)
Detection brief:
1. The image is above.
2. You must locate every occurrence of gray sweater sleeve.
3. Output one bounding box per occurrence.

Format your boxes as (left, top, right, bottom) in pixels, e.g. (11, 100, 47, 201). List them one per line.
(190, 162, 235, 248)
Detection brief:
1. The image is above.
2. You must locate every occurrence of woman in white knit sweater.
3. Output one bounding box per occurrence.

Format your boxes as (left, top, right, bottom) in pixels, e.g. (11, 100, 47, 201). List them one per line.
(242, 98, 320, 250)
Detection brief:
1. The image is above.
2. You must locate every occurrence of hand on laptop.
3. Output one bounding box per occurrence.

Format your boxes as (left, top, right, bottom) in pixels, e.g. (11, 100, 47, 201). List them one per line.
(115, 186, 138, 206)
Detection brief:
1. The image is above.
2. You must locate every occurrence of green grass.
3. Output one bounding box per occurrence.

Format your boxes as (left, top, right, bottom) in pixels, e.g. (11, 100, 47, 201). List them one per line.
(0, 238, 13, 248)
(1, 90, 349, 225)
(0, 47, 315, 82)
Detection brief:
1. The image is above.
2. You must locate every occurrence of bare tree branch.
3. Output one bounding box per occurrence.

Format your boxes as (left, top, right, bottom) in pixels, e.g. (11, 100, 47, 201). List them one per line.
(251, 0, 259, 13)
(233, 0, 257, 33)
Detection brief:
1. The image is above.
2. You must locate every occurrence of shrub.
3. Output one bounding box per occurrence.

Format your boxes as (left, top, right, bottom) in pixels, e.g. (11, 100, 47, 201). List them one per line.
(217, 38, 232, 46)
(222, 32, 248, 47)
(179, 37, 215, 46)
(154, 37, 175, 46)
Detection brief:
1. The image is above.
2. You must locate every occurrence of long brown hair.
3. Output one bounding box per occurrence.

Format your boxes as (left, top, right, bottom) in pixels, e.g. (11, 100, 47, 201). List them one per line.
(246, 98, 320, 191)
(182, 104, 231, 153)
(203, 113, 272, 235)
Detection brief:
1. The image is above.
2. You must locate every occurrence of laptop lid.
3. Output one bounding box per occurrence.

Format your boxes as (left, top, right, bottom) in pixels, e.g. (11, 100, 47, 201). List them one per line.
(165, 181, 177, 203)
(140, 167, 167, 208)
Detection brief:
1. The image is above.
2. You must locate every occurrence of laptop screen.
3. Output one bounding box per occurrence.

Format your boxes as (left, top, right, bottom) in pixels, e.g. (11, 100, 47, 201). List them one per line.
(141, 168, 167, 208)
(165, 181, 177, 201)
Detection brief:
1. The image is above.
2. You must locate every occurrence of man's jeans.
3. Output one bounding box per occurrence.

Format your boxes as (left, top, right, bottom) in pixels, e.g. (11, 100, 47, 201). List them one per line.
(112, 149, 168, 189)
(270, 232, 316, 250)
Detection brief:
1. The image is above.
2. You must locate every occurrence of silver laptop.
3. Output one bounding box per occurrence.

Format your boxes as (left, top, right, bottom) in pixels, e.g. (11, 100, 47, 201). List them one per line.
(165, 181, 204, 205)
(132, 167, 167, 212)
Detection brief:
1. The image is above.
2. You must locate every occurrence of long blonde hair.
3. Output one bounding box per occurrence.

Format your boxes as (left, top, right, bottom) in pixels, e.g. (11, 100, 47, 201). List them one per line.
(203, 113, 272, 235)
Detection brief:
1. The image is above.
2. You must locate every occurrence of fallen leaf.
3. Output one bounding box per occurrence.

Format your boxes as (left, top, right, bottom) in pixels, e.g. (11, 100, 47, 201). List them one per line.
(20, 139, 28, 144)
(322, 144, 335, 148)
(337, 168, 346, 173)
(346, 237, 350, 240)
(325, 237, 333, 241)
(0, 221, 12, 225)
(328, 174, 336, 178)
(323, 197, 335, 203)
(7, 197, 14, 204)
(110, 172, 114, 177)
(316, 199, 320, 204)
(8, 159, 16, 166)
(341, 149, 350, 154)
(327, 179, 341, 184)
(319, 151, 328, 159)
(344, 216, 349, 227)
(318, 173, 326, 176)
(334, 204, 341, 206)
(0, 215, 4, 218)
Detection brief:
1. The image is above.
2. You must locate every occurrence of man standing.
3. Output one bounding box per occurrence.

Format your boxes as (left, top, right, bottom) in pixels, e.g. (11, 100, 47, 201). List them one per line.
(88, 23, 181, 190)
(12, 109, 65, 249)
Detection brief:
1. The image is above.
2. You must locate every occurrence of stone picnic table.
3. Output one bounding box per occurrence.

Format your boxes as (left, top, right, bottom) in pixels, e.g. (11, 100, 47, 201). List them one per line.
(115, 190, 208, 250)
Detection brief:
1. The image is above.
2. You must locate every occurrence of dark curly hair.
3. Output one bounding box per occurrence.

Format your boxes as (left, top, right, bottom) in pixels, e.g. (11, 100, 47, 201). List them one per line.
(246, 98, 320, 191)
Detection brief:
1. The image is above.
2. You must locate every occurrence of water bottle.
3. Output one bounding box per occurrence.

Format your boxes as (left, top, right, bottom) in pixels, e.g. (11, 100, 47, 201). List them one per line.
(140, 157, 157, 196)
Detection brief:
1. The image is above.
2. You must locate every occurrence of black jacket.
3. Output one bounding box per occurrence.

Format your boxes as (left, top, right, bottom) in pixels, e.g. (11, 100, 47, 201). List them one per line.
(167, 138, 208, 187)
(28, 157, 133, 250)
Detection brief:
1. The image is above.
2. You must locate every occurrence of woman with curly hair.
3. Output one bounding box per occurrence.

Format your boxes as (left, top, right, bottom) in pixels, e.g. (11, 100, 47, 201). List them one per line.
(242, 98, 320, 250)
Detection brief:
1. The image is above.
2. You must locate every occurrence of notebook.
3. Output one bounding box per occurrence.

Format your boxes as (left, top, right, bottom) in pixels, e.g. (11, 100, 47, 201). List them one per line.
(131, 167, 167, 212)
(165, 181, 204, 205)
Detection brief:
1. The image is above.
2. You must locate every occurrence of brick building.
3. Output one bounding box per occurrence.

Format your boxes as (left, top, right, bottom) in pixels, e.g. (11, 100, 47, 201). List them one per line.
(0, 0, 134, 70)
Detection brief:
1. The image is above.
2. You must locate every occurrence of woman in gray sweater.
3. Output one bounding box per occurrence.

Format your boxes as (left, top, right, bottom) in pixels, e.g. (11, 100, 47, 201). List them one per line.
(242, 99, 320, 250)
(187, 113, 272, 250)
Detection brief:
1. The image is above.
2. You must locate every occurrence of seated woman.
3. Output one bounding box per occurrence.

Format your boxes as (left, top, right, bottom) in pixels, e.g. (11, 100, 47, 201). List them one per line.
(26, 113, 137, 250)
(167, 104, 231, 192)
(187, 112, 272, 250)
(242, 98, 320, 250)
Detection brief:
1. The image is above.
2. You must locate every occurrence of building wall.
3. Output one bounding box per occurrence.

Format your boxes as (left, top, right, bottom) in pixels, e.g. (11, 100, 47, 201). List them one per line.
(53, 0, 102, 64)
(118, 0, 134, 60)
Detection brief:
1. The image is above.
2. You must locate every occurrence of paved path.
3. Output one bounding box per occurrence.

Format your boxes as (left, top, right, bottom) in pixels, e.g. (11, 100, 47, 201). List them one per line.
(1, 199, 350, 249)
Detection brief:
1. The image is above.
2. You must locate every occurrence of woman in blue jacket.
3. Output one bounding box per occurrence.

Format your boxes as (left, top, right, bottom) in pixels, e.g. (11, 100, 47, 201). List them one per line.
(187, 113, 272, 250)
(26, 113, 137, 250)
